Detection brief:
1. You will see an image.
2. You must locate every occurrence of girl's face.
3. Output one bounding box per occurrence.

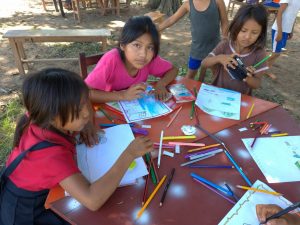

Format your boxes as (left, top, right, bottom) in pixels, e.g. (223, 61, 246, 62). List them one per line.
(236, 18, 262, 49)
(53, 101, 90, 133)
(121, 33, 155, 71)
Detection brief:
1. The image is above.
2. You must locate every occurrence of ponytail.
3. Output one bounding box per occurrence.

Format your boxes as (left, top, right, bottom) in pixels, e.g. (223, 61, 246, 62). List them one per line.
(13, 114, 30, 147)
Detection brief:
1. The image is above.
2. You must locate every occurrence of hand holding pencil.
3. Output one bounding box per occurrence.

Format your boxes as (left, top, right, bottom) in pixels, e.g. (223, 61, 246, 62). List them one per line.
(256, 203, 300, 225)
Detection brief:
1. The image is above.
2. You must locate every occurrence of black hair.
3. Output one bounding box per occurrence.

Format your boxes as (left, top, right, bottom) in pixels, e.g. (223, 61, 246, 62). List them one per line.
(13, 68, 89, 146)
(229, 4, 268, 50)
(118, 16, 160, 61)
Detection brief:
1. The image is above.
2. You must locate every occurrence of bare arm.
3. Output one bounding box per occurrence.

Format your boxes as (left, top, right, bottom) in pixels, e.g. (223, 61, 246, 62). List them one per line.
(89, 83, 147, 103)
(216, 0, 229, 38)
(158, 1, 189, 31)
(60, 136, 153, 211)
(154, 66, 178, 101)
(275, 3, 288, 42)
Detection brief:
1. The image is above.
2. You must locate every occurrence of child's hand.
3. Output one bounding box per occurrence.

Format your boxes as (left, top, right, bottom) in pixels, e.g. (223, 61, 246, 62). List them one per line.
(154, 82, 170, 101)
(80, 120, 99, 147)
(126, 136, 153, 159)
(256, 204, 295, 225)
(122, 83, 146, 100)
(243, 66, 256, 82)
(218, 54, 238, 70)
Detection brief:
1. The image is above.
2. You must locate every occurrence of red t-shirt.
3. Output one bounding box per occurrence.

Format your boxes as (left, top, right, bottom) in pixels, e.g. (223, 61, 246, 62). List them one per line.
(6, 123, 80, 191)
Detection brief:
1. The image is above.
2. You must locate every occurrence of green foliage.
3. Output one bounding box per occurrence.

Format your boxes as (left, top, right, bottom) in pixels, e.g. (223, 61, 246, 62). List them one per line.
(0, 98, 24, 166)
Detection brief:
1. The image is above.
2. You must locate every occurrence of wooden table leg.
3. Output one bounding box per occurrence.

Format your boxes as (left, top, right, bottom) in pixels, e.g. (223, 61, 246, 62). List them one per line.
(16, 41, 28, 70)
(101, 38, 107, 50)
(52, 0, 59, 12)
(57, 0, 66, 17)
(8, 39, 25, 75)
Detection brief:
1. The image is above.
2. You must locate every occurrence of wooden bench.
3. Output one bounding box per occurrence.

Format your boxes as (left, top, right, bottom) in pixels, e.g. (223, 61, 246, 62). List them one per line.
(3, 29, 111, 75)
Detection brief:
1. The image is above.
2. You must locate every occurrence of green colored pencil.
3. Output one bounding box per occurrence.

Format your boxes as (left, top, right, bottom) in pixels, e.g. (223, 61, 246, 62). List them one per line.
(253, 54, 272, 68)
(190, 87, 198, 120)
(97, 107, 114, 123)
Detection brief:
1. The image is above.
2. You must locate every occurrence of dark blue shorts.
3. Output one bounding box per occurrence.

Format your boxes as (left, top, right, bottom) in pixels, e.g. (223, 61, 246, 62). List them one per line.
(272, 29, 289, 53)
(263, 1, 280, 8)
(188, 56, 202, 70)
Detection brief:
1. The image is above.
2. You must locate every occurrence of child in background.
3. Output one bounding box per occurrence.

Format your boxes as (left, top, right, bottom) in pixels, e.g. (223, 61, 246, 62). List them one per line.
(85, 16, 178, 103)
(256, 204, 300, 225)
(158, 0, 228, 79)
(268, 0, 300, 67)
(200, 4, 269, 95)
(0, 68, 153, 225)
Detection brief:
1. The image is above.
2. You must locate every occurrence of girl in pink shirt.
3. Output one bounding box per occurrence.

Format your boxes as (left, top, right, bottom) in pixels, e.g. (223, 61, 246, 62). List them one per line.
(85, 16, 178, 102)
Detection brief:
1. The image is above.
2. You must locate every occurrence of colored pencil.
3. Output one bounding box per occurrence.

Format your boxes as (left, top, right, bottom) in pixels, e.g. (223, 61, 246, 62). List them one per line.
(145, 153, 157, 184)
(97, 107, 115, 123)
(157, 130, 164, 169)
(188, 143, 221, 153)
(168, 142, 205, 147)
(253, 53, 272, 68)
(271, 133, 288, 137)
(189, 149, 223, 160)
(236, 185, 282, 196)
(224, 183, 239, 202)
(148, 153, 160, 183)
(191, 173, 233, 196)
(136, 175, 166, 219)
(188, 165, 234, 169)
(180, 154, 215, 167)
(261, 201, 300, 224)
(166, 106, 183, 128)
(251, 134, 259, 148)
(142, 173, 150, 205)
(185, 147, 220, 158)
(193, 178, 235, 205)
(224, 150, 252, 187)
(160, 168, 175, 207)
(163, 135, 196, 141)
(246, 103, 255, 119)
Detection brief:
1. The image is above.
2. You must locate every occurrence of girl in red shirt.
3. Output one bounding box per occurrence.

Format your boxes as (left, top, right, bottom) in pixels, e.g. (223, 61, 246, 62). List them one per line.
(0, 68, 153, 225)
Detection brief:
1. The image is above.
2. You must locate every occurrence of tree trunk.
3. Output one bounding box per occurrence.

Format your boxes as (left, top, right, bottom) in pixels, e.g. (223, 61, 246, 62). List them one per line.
(158, 0, 181, 16)
(147, 0, 181, 15)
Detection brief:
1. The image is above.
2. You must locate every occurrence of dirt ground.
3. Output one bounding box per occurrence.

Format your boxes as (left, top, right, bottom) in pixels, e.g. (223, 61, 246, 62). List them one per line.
(0, 0, 300, 121)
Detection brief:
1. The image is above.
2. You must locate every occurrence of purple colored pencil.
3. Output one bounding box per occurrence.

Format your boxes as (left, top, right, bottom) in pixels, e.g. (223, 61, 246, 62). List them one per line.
(193, 178, 235, 205)
(188, 165, 234, 169)
(251, 135, 259, 148)
(185, 147, 220, 158)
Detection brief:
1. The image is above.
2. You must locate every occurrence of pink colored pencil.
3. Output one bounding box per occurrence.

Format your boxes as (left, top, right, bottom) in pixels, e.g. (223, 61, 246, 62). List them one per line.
(167, 106, 183, 128)
(168, 142, 205, 147)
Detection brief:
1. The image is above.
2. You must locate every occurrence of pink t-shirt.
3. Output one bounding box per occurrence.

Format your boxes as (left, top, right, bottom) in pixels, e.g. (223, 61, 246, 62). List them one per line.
(85, 48, 173, 91)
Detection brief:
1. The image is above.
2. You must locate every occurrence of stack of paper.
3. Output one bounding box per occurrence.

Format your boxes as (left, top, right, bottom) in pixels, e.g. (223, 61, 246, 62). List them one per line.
(76, 124, 148, 186)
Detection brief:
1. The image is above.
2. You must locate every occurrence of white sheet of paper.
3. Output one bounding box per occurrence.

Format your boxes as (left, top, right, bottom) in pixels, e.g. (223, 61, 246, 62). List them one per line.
(242, 136, 300, 183)
(219, 180, 295, 225)
(76, 124, 148, 186)
(195, 84, 241, 120)
(118, 94, 172, 123)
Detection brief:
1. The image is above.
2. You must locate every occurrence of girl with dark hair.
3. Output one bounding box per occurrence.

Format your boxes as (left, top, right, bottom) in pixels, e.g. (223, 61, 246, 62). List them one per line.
(200, 4, 269, 95)
(0, 68, 153, 225)
(85, 16, 178, 102)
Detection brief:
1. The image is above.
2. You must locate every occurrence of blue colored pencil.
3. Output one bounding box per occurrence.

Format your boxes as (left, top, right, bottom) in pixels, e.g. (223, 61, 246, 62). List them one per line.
(188, 165, 234, 169)
(99, 123, 134, 128)
(224, 183, 239, 202)
(190, 173, 233, 196)
(224, 150, 252, 186)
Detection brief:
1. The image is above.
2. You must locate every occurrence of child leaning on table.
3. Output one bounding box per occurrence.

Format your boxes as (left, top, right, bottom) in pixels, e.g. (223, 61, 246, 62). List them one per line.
(200, 4, 269, 95)
(85, 16, 178, 103)
(158, 0, 228, 80)
(0, 68, 153, 225)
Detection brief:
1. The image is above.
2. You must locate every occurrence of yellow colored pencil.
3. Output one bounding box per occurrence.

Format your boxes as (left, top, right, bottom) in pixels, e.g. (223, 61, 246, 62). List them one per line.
(188, 143, 221, 153)
(163, 135, 196, 141)
(246, 103, 255, 119)
(236, 185, 282, 196)
(271, 133, 289, 137)
(136, 175, 167, 219)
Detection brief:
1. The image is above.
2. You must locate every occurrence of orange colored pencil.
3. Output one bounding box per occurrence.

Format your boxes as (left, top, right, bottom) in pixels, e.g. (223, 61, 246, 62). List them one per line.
(188, 143, 221, 153)
(166, 106, 183, 128)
